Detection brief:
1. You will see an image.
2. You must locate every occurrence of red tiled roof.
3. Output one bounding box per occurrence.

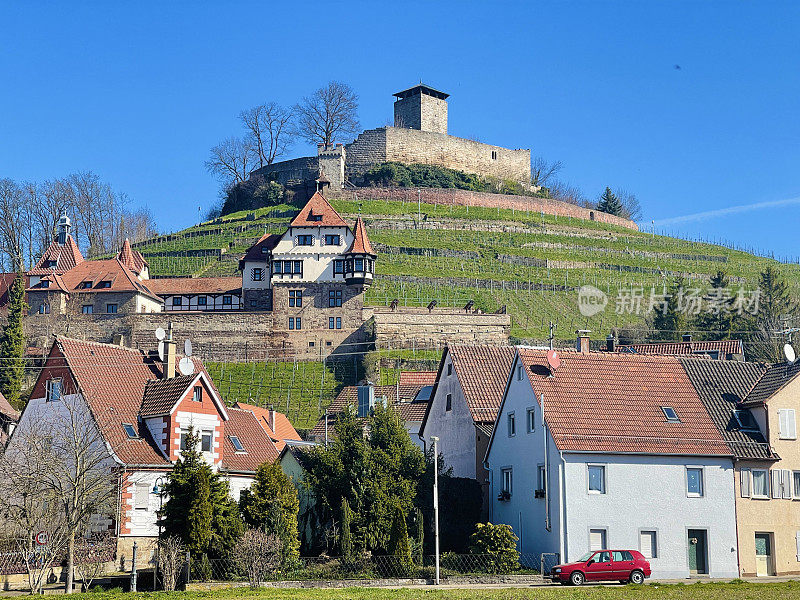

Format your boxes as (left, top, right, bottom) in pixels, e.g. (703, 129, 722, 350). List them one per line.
(290, 192, 348, 228)
(28, 236, 84, 275)
(140, 375, 199, 418)
(117, 239, 149, 275)
(47, 259, 160, 300)
(346, 217, 375, 255)
(234, 402, 301, 452)
(617, 340, 744, 357)
(0, 273, 27, 312)
(0, 390, 19, 421)
(240, 234, 281, 264)
(449, 345, 517, 423)
(221, 407, 280, 473)
(516, 349, 731, 456)
(399, 371, 437, 388)
(147, 277, 242, 295)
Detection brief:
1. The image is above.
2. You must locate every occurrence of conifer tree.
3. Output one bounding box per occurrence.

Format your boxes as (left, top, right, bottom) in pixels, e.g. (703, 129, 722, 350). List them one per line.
(746, 266, 796, 361)
(387, 502, 412, 576)
(596, 187, 624, 216)
(650, 277, 686, 341)
(692, 270, 735, 340)
(239, 461, 299, 563)
(0, 272, 27, 408)
(339, 497, 353, 561)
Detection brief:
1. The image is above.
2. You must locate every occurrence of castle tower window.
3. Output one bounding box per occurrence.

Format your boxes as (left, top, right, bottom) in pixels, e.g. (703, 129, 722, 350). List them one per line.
(329, 290, 343, 307)
(289, 317, 295, 330)
(334, 260, 344, 275)
(289, 290, 303, 307)
(38, 303, 50, 314)
(273, 261, 282, 275)
(293, 261, 303, 275)
(336, 317, 342, 329)
(354, 258, 364, 272)
(491, 151, 497, 160)
(297, 235, 314, 246)
(198, 296, 207, 306)
(252, 268, 263, 281)
(172, 297, 183, 306)
(329, 317, 335, 329)
(81, 305, 93, 314)
(106, 303, 118, 314)
(324, 234, 340, 246)
(222, 295, 232, 306)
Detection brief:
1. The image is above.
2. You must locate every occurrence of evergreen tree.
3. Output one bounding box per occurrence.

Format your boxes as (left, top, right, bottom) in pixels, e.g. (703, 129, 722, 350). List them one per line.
(596, 187, 624, 216)
(387, 502, 412, 576)
(414, 508, 424, 565)
(160, 428, 244, 559)
(650, 277, 686, 341)
(339, 497, 353, 560)
(0, 272, 27, 408)
(746, 266, 796, 361)
(692, 270, 735, 340)
(239, 461, 299, 563)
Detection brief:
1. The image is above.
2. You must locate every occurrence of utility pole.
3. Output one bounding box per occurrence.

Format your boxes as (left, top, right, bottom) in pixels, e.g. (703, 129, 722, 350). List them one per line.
(431, 436, 440, 585)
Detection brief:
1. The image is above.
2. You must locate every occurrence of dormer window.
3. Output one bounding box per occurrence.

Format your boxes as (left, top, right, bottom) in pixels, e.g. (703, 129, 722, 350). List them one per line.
(192, 386, 202, 403)
(40, 280, 50, 289)
(46, 260, 57, 268)
(79, 281, 92, 289)
(98, 281, 111, 289)
(229, 435, 245, 452)
(260, 246, 269, 254)
(122, 423, 138, 439)
(661, 406, 680, 422)
(309, 213, 323, 222)
(734, 409, 758, 431)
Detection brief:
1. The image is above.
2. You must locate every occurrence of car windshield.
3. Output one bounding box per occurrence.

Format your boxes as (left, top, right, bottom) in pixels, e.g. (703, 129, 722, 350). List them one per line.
(577, 552, 595, 562)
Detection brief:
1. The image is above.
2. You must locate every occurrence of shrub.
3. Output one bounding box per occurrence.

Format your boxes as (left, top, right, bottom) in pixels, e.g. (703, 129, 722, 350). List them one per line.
(468, 523, 519, 574)
(387, 503, 413, 577)
(231, 528, 281, 589)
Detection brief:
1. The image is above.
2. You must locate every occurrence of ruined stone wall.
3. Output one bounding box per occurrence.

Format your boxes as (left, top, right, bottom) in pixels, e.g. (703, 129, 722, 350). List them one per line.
(344, 128, 388, 183)
(372, 307, 511, 347)
(249, 156, 319, 187)
(330, 186, 638, 230)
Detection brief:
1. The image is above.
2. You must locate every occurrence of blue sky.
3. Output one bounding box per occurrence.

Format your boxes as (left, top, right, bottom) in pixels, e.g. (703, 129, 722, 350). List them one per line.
(2, 1, 799, 258)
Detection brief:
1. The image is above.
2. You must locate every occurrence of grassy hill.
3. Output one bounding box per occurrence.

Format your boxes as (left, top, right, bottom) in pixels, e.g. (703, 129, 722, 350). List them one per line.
(130, 193, 800, 427)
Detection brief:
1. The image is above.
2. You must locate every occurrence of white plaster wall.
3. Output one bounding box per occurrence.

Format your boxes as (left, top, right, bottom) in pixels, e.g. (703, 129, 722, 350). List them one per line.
(270, 226, 353, 283)
(162, 294, 242, 311)
(224, 475, 254, 502)
(563, 453, 739, 579)
(488, 356, 562, 559)
(138, 295, 163, 313)
(420, 353, 478, 479)
(144, 417, 167, 458)
(242, 261, 271, 291)
(123, 470, 164, 537)
(174, 411, 222, 466)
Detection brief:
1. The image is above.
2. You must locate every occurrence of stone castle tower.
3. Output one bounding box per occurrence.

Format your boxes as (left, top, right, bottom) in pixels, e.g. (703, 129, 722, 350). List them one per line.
(393, 84, 449, 134)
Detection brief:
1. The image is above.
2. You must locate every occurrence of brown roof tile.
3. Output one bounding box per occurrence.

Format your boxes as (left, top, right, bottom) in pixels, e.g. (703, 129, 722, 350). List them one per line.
(240, 233, 281, 265)
(450, 345, 517, 423)
(399, 371, 437, 388)
(516, 349, 731, 456)
(234, 402, 302, 452)
(140, 375, 198, 418)
(117, 239, 149, 274)
(35, 259, 160, 301)
(147, 277, 242, 295)
(618, 340, 744, 357)
(28, 235, 84, 275)
(0, 390, 19, 421)
(346, 217, 375, 255)
(290, 192, 348, 228)
(221, 407, 279, 472)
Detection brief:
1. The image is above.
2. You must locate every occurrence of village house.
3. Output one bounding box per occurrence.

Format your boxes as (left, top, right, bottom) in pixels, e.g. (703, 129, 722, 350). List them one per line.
(2, 334, 280, 567)
(486, 340, 740, 579)
(682, 358, 800, 577)
(615, 335, 745, 361)
(419, 345, 516, 516)
(233, 401, 303, 451)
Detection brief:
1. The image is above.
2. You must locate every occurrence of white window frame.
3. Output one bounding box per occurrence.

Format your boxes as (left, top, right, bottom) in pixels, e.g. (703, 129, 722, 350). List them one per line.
(507, 412, 516, 437)
(686, 466, 704, 497)
(200, 430, 213, 453)
(740, 468, 751, 498)
(537, 464, 547, 493)
(587, 464, 606, 494)
(501, 467, 512, 495)
(526, 407, 535, 433)
(752, 468, 770, 499)
(46, 378, 63, 402)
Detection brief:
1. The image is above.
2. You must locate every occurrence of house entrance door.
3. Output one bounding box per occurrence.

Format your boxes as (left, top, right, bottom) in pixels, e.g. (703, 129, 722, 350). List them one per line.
(755, 533, 774, 576)
(688, 529, 708, 575)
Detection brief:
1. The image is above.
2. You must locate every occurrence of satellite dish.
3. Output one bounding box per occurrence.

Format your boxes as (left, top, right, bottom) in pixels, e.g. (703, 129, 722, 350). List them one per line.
(155, 327, 166, 341)
(784, 343, 796, 364)
(157, 341, 165, 362)
(178, 357, 195, 376)
(184, 339, 193, 357)
(546, 349, 561, 371)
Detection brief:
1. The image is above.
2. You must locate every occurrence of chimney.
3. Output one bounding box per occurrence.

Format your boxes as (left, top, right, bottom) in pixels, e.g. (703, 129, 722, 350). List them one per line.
(576, 330, 591, 353)
(682, 334, 693, 342)
(163, 322, 176, 380)
(268, 407, 276, 432)
(606, 334, 617, 353)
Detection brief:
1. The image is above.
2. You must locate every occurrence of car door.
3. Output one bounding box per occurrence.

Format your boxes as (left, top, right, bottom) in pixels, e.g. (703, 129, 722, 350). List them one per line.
(612, 551, 635, 580)
(585, 551, 613, 581)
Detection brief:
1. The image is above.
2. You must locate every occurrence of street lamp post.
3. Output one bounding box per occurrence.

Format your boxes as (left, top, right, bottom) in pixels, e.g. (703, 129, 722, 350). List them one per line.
(151, 477, 166, 590)
(431, 436, 440, 586)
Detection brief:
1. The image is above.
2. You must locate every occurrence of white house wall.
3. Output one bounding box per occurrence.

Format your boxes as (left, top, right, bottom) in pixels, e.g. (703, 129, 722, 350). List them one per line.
(174, 411, 222, 466)
(123, 470, 163, 537)
(162, 294, 241, 311)
(563, 453, 739, 579)
(421, 353, 477, 479)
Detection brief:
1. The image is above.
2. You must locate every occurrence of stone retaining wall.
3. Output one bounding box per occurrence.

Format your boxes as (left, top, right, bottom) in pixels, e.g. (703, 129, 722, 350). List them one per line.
(372, 307, 511, 347)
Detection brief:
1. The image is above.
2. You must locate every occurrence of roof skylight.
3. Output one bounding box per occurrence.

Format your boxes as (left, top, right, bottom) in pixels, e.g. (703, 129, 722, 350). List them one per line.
(661, 406, 680, 422)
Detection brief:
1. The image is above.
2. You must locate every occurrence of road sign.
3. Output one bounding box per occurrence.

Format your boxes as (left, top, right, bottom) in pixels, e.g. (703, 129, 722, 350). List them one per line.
(35, 531, 48, 546)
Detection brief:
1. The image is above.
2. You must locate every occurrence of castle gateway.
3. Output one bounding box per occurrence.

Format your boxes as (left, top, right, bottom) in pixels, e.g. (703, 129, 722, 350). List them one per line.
(251, 84, 531, 190)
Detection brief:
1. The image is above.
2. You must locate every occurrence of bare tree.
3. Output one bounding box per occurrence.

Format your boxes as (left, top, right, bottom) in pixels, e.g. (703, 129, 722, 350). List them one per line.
(240, 103, 295, 167)
(295, 81, 360, 148)
(1, 391, 118, 593)
(205, 136, 256, 186)
(548, 179, 592, 207)
(232, 528, 281, 589)
(157, 536, 186, 592)
(74, 531, 114, 592)
(616, 188, 643, 220)
(0, 179, 28, 270)
(530, 157, 563, 188)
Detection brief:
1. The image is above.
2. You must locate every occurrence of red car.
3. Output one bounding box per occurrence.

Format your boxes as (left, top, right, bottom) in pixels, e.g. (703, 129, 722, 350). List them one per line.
(550, 550, 651, 585)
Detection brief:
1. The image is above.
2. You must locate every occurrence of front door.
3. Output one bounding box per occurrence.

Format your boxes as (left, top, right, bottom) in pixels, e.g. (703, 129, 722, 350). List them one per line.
(755, 533, 774, 576)
(688, 529, 708, 575)
(585, 551, 614, 581)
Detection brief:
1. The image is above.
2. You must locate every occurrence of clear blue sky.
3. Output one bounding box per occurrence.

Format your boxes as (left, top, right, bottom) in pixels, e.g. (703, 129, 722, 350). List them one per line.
(2, 1, 799, 258)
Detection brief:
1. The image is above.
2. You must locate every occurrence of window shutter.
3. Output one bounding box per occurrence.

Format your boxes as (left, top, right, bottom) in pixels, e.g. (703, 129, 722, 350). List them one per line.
(740, 469, 751, 498)
(789, 410, 798, 439)
(796, 531, 800, 562)
(772, 470, 782, 499)
(784, 470, 793, 499)
(779, 409, 787, 437)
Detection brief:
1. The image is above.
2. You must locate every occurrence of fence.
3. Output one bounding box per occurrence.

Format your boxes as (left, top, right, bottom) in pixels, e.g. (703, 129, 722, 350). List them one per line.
(190, 553, 553, 584)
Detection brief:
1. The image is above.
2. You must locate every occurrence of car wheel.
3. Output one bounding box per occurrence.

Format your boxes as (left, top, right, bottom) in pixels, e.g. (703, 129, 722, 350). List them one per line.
(629, 570, 644, 585)
(570, 571, 585, 586)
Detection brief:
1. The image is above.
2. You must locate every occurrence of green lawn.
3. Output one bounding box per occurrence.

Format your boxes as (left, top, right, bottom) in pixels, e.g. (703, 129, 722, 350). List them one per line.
(52, 581, 800, 600)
